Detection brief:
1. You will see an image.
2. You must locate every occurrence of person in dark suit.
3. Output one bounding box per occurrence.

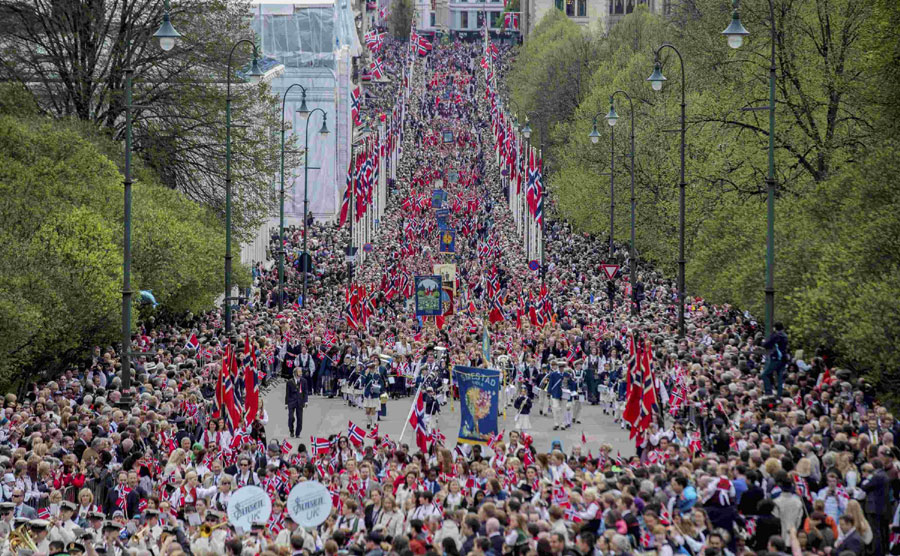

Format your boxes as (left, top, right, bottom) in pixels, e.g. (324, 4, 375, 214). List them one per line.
(285, 369, 309, 437)
(835, 515, 865, 556)
(860, 460, 889, 556)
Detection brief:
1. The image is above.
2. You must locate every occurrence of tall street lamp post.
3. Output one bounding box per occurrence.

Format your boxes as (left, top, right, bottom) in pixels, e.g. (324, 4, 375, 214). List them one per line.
(278, 85, 310, 310)
(722, 0, 776, 336)
(607, 92, 636, 305)
(647, 43, 687, 338)
(224, 41, 264, 333)
(121, 1, 181, 394)
(301, 108, 330, 306)
(588, 111, 615, 260)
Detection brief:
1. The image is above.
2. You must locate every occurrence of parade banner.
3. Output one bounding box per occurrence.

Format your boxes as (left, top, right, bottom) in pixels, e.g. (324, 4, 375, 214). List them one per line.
(433, 263, 456, 316)
(438, 229, 456, 253)
(414, 275, 443, 316)
(455, 366, 500, 444)
(432, 189, 446, 208)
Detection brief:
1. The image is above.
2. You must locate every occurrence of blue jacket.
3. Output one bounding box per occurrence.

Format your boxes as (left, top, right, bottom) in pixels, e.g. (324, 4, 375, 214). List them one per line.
(547, 371, 564, 399)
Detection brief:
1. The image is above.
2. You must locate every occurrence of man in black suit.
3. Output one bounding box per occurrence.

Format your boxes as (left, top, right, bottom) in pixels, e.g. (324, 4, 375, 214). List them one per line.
(835, 515, 865, 556)
(285, 368, 309, 437)
(861, 460, 889, 556)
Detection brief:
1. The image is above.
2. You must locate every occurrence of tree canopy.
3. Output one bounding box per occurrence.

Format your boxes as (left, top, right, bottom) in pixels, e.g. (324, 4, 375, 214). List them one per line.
(511, 1, 900, 397)
(0, 87, 249, 386)
(0, 0, 283, 239)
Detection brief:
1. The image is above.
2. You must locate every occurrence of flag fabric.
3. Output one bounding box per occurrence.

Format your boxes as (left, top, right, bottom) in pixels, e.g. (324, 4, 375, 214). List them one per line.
(339, 166, 353, 227)
(185, 333, 199, 351)
(503, 12, 519, 30)
(622, 334, 642, 435)
(348, 421, 366, 446)
(281, 440, 293, 455)
(311, 437, 332, 455)
(408, 391, 429, 453)
(351, 86, 362, 126)
(370, 58, 385, 80)
(638, 338, 658, 431)
(242, 340, 260, 427)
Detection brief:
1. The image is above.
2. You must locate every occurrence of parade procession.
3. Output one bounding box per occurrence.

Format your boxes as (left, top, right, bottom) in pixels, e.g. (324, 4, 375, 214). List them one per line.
(0, 0, 899, 555)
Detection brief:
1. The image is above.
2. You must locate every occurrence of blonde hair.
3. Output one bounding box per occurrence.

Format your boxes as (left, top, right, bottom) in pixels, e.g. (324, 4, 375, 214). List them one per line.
(845, 500, 871, 536)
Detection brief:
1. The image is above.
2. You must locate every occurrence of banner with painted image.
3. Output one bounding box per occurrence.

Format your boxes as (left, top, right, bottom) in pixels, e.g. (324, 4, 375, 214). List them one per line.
(433, 263, 456, 316)
(414, 275, 443, 316)
(438, 229, 456, 253)
(454, 366, 500, 444)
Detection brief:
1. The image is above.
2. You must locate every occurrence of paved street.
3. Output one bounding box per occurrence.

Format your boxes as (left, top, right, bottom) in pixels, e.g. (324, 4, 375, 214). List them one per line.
(262, 380, 635, 456)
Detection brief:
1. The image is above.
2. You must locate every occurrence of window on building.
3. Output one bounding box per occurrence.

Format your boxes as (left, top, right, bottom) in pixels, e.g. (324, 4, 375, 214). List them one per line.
(577, 0, 586, 16)
(611, 0, 623, 14)
(461, 10, 469, 28)
(565, 0, 574, 16)
(490, 11, 499, 27)
(625, 0, 634, 13)
(430, 11, 436, 25)
(555, 0, 563, 10)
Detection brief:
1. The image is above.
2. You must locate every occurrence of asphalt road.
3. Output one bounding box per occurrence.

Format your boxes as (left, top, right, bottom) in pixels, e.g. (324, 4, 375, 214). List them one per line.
(262, 380, 635, 457)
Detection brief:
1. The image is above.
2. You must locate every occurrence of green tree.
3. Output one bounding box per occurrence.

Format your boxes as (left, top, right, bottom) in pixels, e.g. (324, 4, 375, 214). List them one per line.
(0, 111, 247, 385)
(0, 0, 281, 238)
(389, 0, 414, 39)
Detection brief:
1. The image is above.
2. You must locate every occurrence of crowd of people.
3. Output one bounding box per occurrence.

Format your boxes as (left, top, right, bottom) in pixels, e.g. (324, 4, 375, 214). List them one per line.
(1, 25, 898, 556)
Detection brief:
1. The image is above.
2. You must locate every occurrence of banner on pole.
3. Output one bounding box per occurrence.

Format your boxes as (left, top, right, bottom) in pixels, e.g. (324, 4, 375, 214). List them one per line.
(438, 229, 457, 253)
(414, 275, 443, 316)
(454, 366, 500, 444)
(433, 263, 456, 316)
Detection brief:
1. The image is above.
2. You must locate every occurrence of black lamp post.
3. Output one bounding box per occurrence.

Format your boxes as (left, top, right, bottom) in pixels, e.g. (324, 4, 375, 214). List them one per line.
(121, 0, 181, 394)
(223, 41, 264, 333)
(647, 43, 687, 338)
(608, 92, 636, 306)
(722, 0, 776, 337)
(301, 108, 330, 307)
(278, 85, 310, 310)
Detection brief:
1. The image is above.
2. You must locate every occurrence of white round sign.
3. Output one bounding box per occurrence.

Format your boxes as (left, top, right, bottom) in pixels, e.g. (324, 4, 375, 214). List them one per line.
(227, 486, 272, 532)
(287, 481, 332, 528)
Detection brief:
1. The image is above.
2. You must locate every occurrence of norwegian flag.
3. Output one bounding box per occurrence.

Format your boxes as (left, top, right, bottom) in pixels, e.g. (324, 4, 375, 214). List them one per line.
(37, 507, 50, 519)
(364, 31, 383, 52)
(323, 329, 337, 350)
(794, 475, 812, 502)
(430, 428, 446, 447)
(522, 449, 535, 466)
(347, 421, 366, 446)
(551, 481, 570, 508)
(339, 167, 353, 227)
(242, 339, 260, 427)
(408, 391, 430, 453)
(416, 36, 432, 56)
(344, 286, 360, 330)
(231, 428, 251, 449)
(351, 86, 362, 126)
(487, 430, 504, 451)
(370, 58, 385, 80)
(281, 440, 293, 455)
(367, 424, 379, 439)
(564, 508, 583, 523)
(488, 292, 506, 324)
(688, 431, 703, 455)
(623, 333, 643, 435)
(185, 333, 199, 351)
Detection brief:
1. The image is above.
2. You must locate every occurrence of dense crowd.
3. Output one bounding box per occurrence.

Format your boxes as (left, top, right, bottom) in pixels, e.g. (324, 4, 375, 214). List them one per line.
(1, 27, 897, 556)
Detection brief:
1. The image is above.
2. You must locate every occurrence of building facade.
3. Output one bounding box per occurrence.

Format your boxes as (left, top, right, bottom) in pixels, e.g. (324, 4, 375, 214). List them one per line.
(520, 0, 666, 37)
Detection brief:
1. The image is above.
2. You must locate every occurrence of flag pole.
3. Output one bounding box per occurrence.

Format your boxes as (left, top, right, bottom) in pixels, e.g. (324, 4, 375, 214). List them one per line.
(398, 372, 429, 445)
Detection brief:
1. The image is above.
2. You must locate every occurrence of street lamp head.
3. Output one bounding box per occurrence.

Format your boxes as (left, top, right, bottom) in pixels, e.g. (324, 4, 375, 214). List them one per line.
(319, 114, 330, 136)
(605, 100, 619, 127)
(246, 56, 264, 84)
(588, 124, 601, 144)
(297, 91, 310, 118)
(722, 8, 750, 49)
(153, 4, 181, 51)
(647, 61, 666, 91)
(521, 119, 532, 139)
